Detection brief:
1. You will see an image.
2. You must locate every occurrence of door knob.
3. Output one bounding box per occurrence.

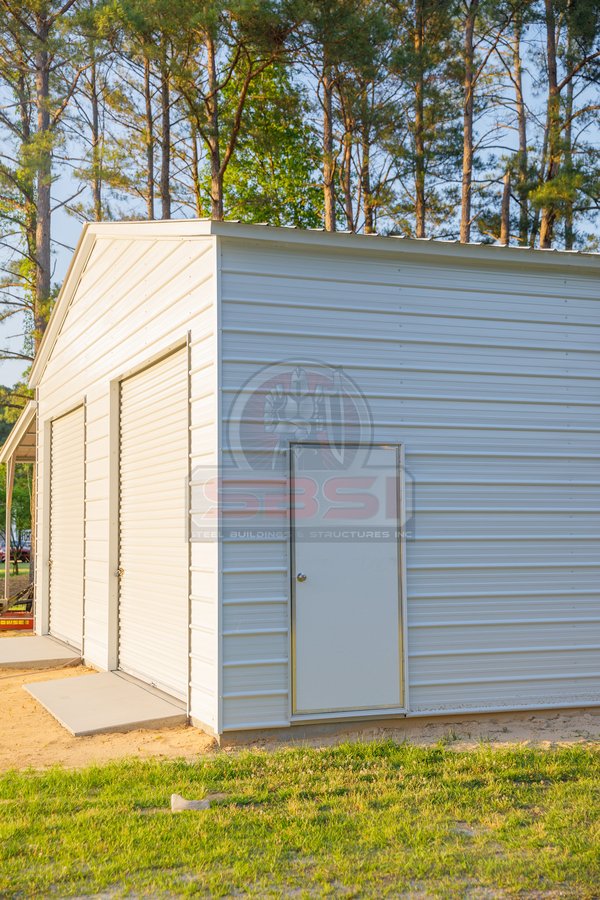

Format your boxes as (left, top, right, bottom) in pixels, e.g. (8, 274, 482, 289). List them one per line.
(296, 573, 307, 582)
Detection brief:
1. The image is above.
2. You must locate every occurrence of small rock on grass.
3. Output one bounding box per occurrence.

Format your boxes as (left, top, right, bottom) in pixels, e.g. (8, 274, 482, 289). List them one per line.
(171, 793, 211, 812)
(170, 792, 228, 812)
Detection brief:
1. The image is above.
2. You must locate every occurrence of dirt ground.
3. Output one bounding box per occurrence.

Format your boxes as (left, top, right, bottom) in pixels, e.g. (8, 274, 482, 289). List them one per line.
(0, 573, 30, 599)
(0, 662, 216, 770)
(1, 632, 599, 770)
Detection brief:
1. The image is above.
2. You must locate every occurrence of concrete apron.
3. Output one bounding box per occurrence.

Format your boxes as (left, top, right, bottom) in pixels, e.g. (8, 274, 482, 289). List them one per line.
(25, 671, 187, 736)
(0, 634, 80, 669)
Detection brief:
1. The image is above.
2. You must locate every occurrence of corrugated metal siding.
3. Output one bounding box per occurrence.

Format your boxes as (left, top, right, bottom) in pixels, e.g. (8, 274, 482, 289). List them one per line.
(49, 405, 85, 649)
(118, 347, 189, 700)
(35, 235, 219, 728)
(218, 239, 600, 728)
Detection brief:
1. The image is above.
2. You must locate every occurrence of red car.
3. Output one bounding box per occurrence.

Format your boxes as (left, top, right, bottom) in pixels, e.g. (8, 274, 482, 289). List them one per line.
(0, 546, 30, 563)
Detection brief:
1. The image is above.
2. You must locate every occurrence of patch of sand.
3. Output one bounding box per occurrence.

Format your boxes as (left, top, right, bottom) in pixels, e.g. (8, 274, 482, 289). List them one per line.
(320, 706, 600, 752)
(1, 632, 598, 769)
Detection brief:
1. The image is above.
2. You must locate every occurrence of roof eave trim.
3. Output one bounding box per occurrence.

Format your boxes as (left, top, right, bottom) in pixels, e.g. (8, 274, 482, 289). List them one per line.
(208, 221, 600, 271)
(29, 223, 95, 389)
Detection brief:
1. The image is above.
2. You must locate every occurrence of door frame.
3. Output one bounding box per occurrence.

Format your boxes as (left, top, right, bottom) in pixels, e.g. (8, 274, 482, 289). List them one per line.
(107, 336, 190, 672)
(288, 441, 408, 721)
(112, 337, 192, 711)
(47, 401, 87, 652)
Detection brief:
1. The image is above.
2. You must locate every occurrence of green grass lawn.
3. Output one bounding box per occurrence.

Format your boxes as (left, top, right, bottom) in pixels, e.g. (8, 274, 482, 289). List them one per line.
(0, 743, 598, 897)
(0, 562, 30, 578)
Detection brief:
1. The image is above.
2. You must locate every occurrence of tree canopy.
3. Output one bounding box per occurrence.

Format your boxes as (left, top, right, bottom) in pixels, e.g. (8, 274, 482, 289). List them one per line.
(0, 0, 598, 376)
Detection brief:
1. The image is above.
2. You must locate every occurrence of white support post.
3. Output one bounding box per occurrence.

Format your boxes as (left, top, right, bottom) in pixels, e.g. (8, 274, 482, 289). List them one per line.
(4, 456, 15, 605)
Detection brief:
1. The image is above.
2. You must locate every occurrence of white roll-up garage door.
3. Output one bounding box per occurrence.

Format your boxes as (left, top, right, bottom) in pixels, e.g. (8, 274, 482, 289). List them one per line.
(49, 405, 85, 649)
(118, 347, 189, 701)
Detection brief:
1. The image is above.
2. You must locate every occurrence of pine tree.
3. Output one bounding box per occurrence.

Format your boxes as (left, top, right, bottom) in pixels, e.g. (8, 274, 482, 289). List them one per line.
(219, 65, 323, 226)
(389, 0, 461, 237)
(535, 0, 600, 248)
(0, 0, 88, 355)
(298, 0, 380, 231)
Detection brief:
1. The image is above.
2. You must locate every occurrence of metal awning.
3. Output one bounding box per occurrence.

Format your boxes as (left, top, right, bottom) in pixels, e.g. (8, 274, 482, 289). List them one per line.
(0, 401, 37, 465)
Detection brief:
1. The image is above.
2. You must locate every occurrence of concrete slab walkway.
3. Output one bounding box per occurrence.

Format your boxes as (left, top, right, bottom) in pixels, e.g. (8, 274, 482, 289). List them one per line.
(25, 671, 187, 736)
(0, 635, 80, 668)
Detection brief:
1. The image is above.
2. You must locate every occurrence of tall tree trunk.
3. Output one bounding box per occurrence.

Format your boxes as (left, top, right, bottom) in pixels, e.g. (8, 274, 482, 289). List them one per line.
(34, 19, 51, 346)
(90, 53, 102, 221)
(341, 116, 354, 231)
(563, 29, 575, 249)
(500, 170, 511, 245)
(360, 118, 374, 234)
(539, 0, 560, 249)
(563, 83, 574, 248)
(529, 120, 548, 248)
(322, 65, 336, 232)
(160, 45, 171, 219)
(205, 36, 223, 219)
(513, 11, 529, 246)
(190, 119, 203, 217)
(460, 0, 477, 243)
(414, 0, 426, 238)
(17, 64, 36, 295)
(143, 55, 155, 220)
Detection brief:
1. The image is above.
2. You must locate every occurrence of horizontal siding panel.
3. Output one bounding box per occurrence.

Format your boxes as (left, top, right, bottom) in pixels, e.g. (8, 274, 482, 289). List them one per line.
(409, 593, 600, 624)
(222, 305, 600, 354)
(223, 662, 288, 694)
(406, 510, 599, 538)
(223, 333, 600, 377)
(410, 648, 600, 682)
(223, 631, 288, 664)
(410, 680, 600, 713)
(220, 242, 599, 299)
(223, 601, 287, 631)
(222, 571, 288, 602)
(406, 567, 600, 594)
(222, 540, 288, 566)
(409, 621, 600, 654)
(408, 453, 600, 478)
(221, 247, 600, 301)
(408, 538, 600, 566)
(221, 283, 600, 327)
(223, 693, 288, 730)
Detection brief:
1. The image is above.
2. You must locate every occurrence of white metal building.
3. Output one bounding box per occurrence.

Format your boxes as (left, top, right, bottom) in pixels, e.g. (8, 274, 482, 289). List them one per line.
(8, 219, 600, 736)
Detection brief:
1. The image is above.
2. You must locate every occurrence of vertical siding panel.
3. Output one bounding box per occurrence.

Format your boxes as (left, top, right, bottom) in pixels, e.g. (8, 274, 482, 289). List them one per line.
(36, 236, 217, 705)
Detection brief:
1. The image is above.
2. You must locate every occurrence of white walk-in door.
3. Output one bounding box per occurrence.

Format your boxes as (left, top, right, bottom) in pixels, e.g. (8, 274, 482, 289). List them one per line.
(49, 406, 85, 649)
(118, 347, 189, 700)
(292, 444, 403, 715)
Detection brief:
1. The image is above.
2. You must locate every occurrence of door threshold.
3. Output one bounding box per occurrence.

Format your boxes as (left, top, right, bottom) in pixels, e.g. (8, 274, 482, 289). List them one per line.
(46, 633, 82, 654)
(291, 706, 407, 725)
